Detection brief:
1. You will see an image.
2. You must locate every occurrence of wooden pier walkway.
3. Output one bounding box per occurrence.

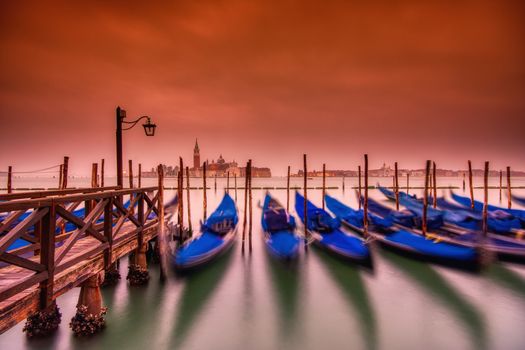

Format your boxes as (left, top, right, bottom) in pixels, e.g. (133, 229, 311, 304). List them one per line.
(0, 186, 163, 334)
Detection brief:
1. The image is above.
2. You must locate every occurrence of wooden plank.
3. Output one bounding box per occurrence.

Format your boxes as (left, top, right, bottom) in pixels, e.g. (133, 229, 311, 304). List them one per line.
(0, 210, 26, 234)
(0, 186, 119, 201)
(55, 205, 107, 243)
(0, 271, 48, 302)
(0, 252, 45, 272)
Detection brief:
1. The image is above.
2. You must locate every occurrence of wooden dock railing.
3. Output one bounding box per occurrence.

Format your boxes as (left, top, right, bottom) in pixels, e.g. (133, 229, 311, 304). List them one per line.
(0, 186, 163, 334)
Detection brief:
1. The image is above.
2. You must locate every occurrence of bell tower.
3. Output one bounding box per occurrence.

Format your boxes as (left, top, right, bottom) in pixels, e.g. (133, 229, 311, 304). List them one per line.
(193, 139, 200, 169)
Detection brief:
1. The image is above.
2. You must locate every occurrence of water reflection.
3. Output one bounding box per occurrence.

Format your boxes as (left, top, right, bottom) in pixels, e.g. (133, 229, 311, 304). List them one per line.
(168, 246, 234, 349)
(381, 250, 487, 350)
(486, 264, 525, 299)
(315, 247, 377, 350)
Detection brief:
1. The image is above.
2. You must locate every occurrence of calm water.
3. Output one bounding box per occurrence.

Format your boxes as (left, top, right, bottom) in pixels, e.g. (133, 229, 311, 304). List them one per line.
(1, 176, 525, 350)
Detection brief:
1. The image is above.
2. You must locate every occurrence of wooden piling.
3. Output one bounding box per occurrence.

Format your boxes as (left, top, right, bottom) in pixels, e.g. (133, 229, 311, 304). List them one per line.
(59, 164, 63, 189)
(507, 166, 512, 209)
(468, 160, 474, 209)
(394, 162, 399, 211)
(432, 161, 437, 208)
(483, 161, 489, 240)
(214, 174, 217, 191)
(128, 160, 134, 189)
(234, 173, 237, 202)
(286, 166, 291, 212)
(7, 166, 12, 194)
(242, 161, 249, 252)
(358, 165, 362, 210)
(422, 160, 431, 237)
(499, 170, 502, 202)
(100, 159, 105, 188)
(178, 157, 184, 242)
(248, 160, 253, 253)
(203, 162, 207, 220)
(62, 156, 69, 189)
(303, 154, 308, 250)
(363, 155, 369, 238)
(342, 174, 345, 192)
(138, 163, 142, 188)
(186, 166, 192, 236)
(462, 173, 466, 191)
(226, 171, 230, 194)
(91, 163, 98, 188)
(406, 173, 410, 195)
(157, 164, 166, 281)
(322, 163, 326, 210)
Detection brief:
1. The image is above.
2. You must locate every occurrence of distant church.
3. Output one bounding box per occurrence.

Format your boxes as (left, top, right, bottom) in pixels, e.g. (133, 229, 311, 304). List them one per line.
(189, 139, 271, 178)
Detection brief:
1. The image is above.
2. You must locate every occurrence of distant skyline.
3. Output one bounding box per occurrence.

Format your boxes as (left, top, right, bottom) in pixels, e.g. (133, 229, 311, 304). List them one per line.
(1, 0, 524, 177)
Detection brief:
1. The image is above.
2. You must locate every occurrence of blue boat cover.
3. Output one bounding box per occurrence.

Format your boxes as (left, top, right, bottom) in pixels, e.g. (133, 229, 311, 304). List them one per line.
(451, 192, 525, 220)
(325, 195, 393, 231)
(174, 193, 237, 266)
(512, 194, 525, 207)
(295, 192, 369, 259)
(261, 194, 300, 259)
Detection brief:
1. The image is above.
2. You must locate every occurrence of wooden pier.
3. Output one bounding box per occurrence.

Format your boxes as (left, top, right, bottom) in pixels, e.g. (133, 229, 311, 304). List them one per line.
(0, 186, 163, 334)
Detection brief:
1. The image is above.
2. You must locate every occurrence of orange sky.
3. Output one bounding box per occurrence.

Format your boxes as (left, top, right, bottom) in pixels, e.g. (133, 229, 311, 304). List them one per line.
(1, 0, 524, 176)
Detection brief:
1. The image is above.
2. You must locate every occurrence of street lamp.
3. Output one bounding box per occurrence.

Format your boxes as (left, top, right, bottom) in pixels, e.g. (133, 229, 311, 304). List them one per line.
(116, 106, 157, 188)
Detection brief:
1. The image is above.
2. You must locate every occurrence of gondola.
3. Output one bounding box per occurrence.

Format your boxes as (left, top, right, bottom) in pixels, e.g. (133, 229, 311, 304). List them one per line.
(174, 193, 238, 270)
(325, 194, 479, 269)
(294, 192, 370, 265)
(511, 194, 525, 207)
(376, 190, 525, 263)
(451, 192, 525, 222)
(261, 193, 301, 260)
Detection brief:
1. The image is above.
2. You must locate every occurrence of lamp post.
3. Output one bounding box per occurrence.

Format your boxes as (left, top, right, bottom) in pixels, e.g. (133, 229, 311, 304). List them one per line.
(116, 106, 156, 188)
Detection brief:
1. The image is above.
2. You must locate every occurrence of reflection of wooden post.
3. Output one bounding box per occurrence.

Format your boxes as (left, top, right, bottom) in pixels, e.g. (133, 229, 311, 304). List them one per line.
(422, 160, 431, 237)
(286, 166, 291, 212)
(363, 155, 369, 237)
(394, 162, 399, 210)
(358, 165, 362, 210)
(203, 162, 207, 220)
(499, 170, 502, 202)
(242, 161, 249, 252)
(303, 154, 308, 250)
(482, 161, 489, 240)
(91, 163, 98, 188)
(157, 164, 166, 281)
(7, 166, 12, 194)
(186, 166, 192, 235)
(507, 166, 512, 209)
(342, 174, 345, 191)
(322, 163, 326, 210)
(128, 160, 134, 189)
(248, 160, 253, 253)
(59, 164, 63, 189)
(432, 161, 437, 208)
(138, 163, 142, 188)
(214, 174, 217, 191)
(101, 159, 105, 188)
(406, 173, 410, 195)
(62, 156, 69, 189)
(468, 160, 474, 209)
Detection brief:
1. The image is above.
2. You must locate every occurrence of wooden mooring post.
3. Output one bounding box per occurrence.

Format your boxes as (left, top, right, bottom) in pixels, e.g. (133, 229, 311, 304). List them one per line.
(59, 164, 63, 189)
(286, 165, 291, 212)
(186, 166, 192, 236)
(100, 159, 105, 188)
(507, 166, 512, 209)
(234, 173, 237, 202)
(242, 160, 249, 252)
(406, 173, 410, 195)
(483, 161, 489, 240)
(128, 160, 134, 189)
(394, 162, 399, 210)
(138, 163, 142, 188)
(157, 164, 167, 281)
(203, 162, 207, 220)
(248, 160, 253, 253)
(62, 156, 69, 189)
(303, 154, 308, 250)
(432, 161, 437, 208)
(358, 165, 362, 210)
(178, 157, 184, 243)
(499, 170, 502, 202)
(342, 174, 345, 192)
(363, 155, 369, 238)
(91, 163, 98, 188)
(422, 160, 431, 237)
(214, 174, 217, 191)
(468, 160, 474, 209)
(7, 166, 12, 194)
(462, 173, 466, 191)
(322, 163, 326, 210)
(226, 171, 230, 194)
